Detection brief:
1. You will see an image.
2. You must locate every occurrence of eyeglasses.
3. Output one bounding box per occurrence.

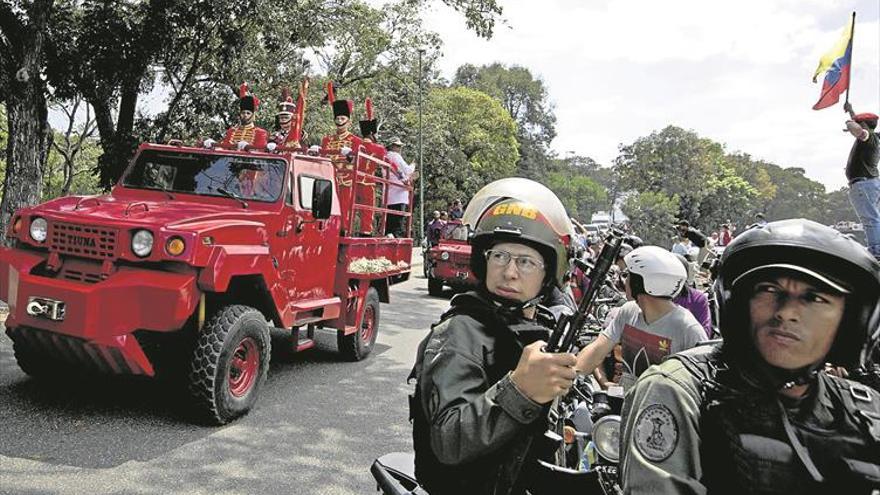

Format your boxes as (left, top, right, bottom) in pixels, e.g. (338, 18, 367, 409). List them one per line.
(485, 249, 545, 274)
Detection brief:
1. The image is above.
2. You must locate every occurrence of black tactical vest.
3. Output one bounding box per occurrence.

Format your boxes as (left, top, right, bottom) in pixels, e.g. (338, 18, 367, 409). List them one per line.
(673, 347, 880, 494)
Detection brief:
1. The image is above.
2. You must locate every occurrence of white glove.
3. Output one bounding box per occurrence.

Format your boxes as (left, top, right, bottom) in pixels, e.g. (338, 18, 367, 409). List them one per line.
(203, 138, 216, 148)
(308, 145, 321, 156)
(266, 142, 277, 152)
(237, 141, 249, 150)
(341, 146, 352, 156)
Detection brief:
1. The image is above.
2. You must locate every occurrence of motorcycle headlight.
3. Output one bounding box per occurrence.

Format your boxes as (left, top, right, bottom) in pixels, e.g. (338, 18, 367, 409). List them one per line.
(131, 230, 154, 257)
(440, 251, 450, 261)
(29, 217, 48, 242)
(591, 415, 621, 463)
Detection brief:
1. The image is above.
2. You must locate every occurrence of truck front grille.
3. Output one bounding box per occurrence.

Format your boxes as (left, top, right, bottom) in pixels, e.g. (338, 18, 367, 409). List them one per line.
(49, 222, 118, 260)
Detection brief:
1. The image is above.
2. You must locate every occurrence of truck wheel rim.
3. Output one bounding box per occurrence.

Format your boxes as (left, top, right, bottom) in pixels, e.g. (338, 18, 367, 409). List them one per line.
(229, 337, 259, 398)
(360, 305, 375, 345)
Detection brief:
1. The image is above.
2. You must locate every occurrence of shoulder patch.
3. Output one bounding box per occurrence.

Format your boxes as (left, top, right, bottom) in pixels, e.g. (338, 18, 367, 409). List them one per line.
(634, 403, 679, 462)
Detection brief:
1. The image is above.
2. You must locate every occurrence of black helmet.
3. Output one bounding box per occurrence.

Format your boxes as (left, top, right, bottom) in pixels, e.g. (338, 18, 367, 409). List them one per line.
(716, 218, 880, 370)
(464, 178, 573, 291)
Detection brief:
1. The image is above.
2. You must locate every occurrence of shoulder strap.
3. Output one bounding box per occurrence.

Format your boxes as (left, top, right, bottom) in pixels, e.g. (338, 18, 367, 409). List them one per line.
(823, 373, 880, 444)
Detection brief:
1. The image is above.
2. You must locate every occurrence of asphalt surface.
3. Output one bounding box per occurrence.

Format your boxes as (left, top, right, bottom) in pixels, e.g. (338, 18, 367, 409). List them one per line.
(0, 253, 459, 495)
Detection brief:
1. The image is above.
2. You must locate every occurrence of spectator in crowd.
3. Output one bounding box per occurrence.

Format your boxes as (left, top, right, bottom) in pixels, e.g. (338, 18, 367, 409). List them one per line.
(576, 246, 706, 391)
(718, 223, 733, 246)
(672, 253, 713, 338)
(385, 137, 418, 237)
(672, 235, 698, 263)
(427, 210, 444, 247)
(842, 102, 879, 260)
(449, 199, 464, 220)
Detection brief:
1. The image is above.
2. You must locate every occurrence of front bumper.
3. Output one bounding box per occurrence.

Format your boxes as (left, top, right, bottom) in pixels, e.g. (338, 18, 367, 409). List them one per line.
(0, 247, 199, 376)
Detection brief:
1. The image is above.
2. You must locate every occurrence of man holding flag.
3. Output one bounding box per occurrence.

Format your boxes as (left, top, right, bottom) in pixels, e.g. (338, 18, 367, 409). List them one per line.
(811, 12, 880, 260)
(842, 103, 879, 260)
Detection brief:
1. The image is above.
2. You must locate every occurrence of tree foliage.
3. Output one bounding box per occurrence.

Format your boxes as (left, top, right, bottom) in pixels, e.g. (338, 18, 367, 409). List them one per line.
(405, 86, 518, 216)
(615, 125, 725, 225)
(622, 191, 680, 248)
(453, 63, 556, 179)
(545, 171, 606, 222)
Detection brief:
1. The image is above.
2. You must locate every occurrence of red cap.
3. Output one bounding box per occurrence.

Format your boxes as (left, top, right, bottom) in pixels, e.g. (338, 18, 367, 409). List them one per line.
(854, 112, 879, 123)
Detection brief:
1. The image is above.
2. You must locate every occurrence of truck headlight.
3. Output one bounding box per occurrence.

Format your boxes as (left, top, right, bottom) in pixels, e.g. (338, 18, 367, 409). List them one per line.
(440, 252, 450, 261)
(592, 415, 621, 463)
(29, 217, 48, 242)
(131, 230, 154, 257)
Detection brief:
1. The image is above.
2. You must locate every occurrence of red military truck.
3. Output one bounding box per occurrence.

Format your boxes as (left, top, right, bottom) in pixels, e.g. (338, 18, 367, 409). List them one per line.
(424, 221, 477, 296)
(0, 143, 412, 424)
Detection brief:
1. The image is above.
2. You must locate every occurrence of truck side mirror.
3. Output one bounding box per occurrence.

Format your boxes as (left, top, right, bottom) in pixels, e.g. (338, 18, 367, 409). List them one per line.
(311, 178, 333, 219)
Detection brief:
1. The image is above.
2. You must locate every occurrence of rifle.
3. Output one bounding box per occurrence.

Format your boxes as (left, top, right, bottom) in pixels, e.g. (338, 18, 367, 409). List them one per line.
(541, 228, 625, 465)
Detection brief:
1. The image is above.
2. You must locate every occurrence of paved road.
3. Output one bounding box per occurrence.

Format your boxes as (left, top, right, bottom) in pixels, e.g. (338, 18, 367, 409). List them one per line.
(0, 268, 456, 495)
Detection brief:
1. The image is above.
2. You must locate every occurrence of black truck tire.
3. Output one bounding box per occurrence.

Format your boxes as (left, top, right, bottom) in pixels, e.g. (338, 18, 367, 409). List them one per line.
(427, 277, 443, 297)
(188, 305, 271, 425)
(10, 330, 70, 378)
(338, 287, 380, 361)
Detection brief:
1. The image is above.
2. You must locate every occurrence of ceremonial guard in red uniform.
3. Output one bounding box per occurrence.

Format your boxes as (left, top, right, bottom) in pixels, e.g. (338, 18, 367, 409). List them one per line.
(270, 80, 309, 151)
(320, 82, 361, 226)
(220, 82, 269, 150)
(354, 98, 386, 235)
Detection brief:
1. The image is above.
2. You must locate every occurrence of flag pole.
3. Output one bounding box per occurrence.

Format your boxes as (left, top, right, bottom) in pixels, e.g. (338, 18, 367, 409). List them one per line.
(844, 11, 856, 106)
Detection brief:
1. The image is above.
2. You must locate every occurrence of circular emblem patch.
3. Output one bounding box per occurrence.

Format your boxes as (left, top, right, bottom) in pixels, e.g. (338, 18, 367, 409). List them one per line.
(633, 404, 678, 462)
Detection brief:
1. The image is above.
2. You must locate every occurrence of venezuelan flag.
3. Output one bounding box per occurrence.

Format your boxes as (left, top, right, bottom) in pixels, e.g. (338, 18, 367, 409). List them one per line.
(812, 16, 854, 110)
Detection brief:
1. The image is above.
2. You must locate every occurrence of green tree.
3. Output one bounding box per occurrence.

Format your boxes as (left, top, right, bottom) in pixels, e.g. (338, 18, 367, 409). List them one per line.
(622, 191, 680, 248)
(405, 86, 518, 220)
(762, 165, 827, 223)
(615, 126, 725, 227)
(822, 188, 859, 225)
(545, 172, 607, 221)
(697, 165, 758, 232)
(453, 63, 556, 179)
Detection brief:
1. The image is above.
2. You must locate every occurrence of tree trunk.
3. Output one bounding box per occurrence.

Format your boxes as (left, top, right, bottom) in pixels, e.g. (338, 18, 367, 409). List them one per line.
(0, 0, 53, 245)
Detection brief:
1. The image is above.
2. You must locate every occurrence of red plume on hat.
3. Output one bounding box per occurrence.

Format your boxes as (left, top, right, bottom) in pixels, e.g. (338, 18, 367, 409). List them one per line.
(359, 97, 378, 137)
(238, 82, 260, 112)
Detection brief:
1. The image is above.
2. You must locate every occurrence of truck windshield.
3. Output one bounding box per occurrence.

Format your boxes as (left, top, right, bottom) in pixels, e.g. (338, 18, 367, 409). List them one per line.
(122, 150, 286, 202)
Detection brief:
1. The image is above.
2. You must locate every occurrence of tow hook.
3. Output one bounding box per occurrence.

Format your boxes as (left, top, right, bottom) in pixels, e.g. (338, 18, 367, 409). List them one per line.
(26, 297, 66, 321)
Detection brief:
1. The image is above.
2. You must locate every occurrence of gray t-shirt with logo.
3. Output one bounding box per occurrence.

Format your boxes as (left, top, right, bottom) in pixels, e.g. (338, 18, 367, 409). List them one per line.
(601, 301, 706, 390)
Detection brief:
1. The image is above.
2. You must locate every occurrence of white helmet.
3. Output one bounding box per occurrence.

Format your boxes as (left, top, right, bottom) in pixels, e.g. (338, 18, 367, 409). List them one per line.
(624, 246, 687, 298)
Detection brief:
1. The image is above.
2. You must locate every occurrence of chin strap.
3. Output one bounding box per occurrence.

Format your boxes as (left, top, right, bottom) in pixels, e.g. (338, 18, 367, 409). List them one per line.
(476, 285, 547, 320)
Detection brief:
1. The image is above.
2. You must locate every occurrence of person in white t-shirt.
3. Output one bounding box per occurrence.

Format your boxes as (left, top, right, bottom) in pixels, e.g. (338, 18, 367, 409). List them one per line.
(575, 246, 706, 390)
(384, 136, 418, 237)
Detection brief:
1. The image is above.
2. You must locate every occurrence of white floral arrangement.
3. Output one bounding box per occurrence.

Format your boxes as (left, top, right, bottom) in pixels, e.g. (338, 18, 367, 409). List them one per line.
(348, 257, 411, 274)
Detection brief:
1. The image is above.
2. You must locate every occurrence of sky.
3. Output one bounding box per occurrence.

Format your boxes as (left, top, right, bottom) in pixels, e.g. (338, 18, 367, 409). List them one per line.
(418, 0, 880, 191)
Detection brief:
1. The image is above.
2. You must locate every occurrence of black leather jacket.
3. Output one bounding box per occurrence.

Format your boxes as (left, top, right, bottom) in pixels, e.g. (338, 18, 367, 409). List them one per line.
(410, 291, 560, 495)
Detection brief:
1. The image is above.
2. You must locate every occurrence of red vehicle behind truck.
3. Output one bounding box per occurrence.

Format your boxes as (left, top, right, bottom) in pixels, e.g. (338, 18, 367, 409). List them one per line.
(424, 221, 477, 296)
(0, 143, 412, 424)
